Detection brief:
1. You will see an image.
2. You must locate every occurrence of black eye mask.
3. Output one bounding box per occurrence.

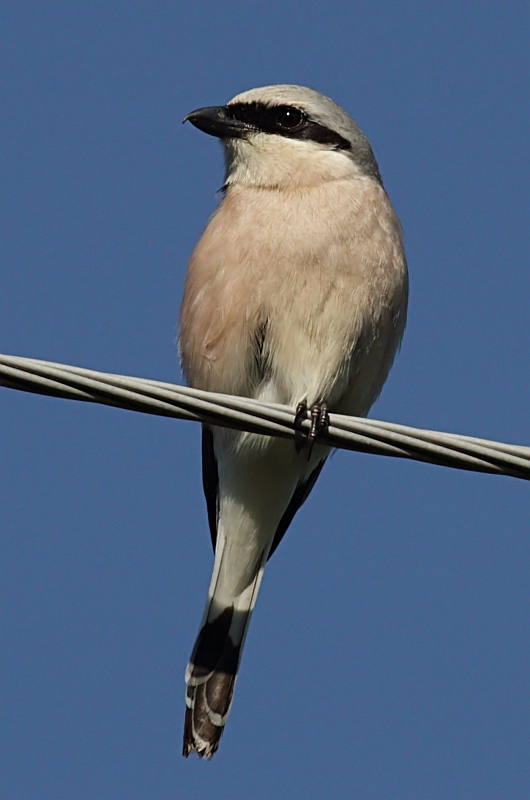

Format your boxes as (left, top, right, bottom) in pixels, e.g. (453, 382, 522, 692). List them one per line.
(225, 102, 352, 150)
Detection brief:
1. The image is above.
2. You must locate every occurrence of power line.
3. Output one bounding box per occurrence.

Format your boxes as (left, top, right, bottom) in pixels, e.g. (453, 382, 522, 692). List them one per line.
(1, 353, 529, 480)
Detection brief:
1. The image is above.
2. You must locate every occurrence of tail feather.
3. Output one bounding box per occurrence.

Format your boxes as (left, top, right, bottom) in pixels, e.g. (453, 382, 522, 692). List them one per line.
(183, 432, 322, 758)
(183, 602, 254, 758)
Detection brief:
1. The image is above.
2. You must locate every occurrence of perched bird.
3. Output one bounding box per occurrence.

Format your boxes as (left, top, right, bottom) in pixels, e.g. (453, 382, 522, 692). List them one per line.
(179, 84, 408, 759)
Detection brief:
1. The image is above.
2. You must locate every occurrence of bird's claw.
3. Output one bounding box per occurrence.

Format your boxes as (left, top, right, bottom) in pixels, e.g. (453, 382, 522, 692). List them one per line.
(294, 400, 329, 456)
(310, 402, 329, 440)
(294, 401, 308, 453)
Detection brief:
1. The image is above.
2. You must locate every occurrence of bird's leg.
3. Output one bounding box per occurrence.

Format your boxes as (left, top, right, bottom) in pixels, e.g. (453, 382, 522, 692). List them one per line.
(294, 400, 308, 453)
(309, 401, 329, 441)
(307, 401, 329, 458)
(294, 400, 329, 456)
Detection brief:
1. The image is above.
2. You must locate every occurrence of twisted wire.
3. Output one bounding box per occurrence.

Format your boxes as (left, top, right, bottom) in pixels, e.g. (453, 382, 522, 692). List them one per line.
(1, 353, 529, 481)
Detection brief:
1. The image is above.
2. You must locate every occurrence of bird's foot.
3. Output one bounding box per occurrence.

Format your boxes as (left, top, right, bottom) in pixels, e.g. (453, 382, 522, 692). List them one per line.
(310, 401, 329, 440)
(294, 401, 308, 453)
(294, 400, 329, 456)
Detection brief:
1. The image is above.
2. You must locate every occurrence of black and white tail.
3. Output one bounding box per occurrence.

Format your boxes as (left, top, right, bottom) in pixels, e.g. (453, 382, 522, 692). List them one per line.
(183, 560, 263, 759)
(183, 605, 244, 758)
(183, 425, 328, 758)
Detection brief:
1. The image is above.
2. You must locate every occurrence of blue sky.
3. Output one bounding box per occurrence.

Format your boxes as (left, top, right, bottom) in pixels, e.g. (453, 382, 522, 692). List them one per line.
(1, 2, 529, 798)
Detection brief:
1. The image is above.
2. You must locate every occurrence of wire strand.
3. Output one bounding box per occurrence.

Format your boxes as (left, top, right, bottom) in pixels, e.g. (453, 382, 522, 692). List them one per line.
(1, 353, 529, 481)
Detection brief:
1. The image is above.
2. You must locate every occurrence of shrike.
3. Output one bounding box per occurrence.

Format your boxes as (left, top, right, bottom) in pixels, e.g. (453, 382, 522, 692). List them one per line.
(180, 84, 408, 758)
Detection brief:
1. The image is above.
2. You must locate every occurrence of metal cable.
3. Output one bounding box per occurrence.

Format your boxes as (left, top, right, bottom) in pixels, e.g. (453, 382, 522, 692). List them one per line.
(1, 353, 529, 481)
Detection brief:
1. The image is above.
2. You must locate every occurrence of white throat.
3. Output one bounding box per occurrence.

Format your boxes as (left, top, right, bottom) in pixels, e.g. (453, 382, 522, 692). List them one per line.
(223, 134, 362, 190)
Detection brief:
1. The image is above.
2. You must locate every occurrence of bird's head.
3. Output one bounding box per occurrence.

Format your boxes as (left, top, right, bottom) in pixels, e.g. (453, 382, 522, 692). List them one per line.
(184, 84, 382, 190)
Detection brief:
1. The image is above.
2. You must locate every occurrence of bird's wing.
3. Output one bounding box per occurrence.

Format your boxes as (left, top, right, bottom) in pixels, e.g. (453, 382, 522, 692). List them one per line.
(202, 422, 326, 558)
(201, 424, 219, 549)
(267, 457, 327, 559)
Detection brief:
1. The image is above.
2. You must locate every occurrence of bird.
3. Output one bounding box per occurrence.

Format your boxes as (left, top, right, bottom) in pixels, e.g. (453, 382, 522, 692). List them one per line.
(179, 84, 408, 759)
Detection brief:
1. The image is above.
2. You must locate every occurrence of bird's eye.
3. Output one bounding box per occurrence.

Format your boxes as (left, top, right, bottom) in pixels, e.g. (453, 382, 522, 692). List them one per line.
(275, 107, 304, 130)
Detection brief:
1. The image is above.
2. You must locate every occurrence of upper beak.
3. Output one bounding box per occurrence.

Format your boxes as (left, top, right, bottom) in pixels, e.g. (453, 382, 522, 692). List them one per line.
(183, 106, 248, 139)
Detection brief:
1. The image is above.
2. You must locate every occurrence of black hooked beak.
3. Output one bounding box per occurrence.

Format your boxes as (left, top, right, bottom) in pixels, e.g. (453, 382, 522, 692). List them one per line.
(183, 106, 248, 139)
